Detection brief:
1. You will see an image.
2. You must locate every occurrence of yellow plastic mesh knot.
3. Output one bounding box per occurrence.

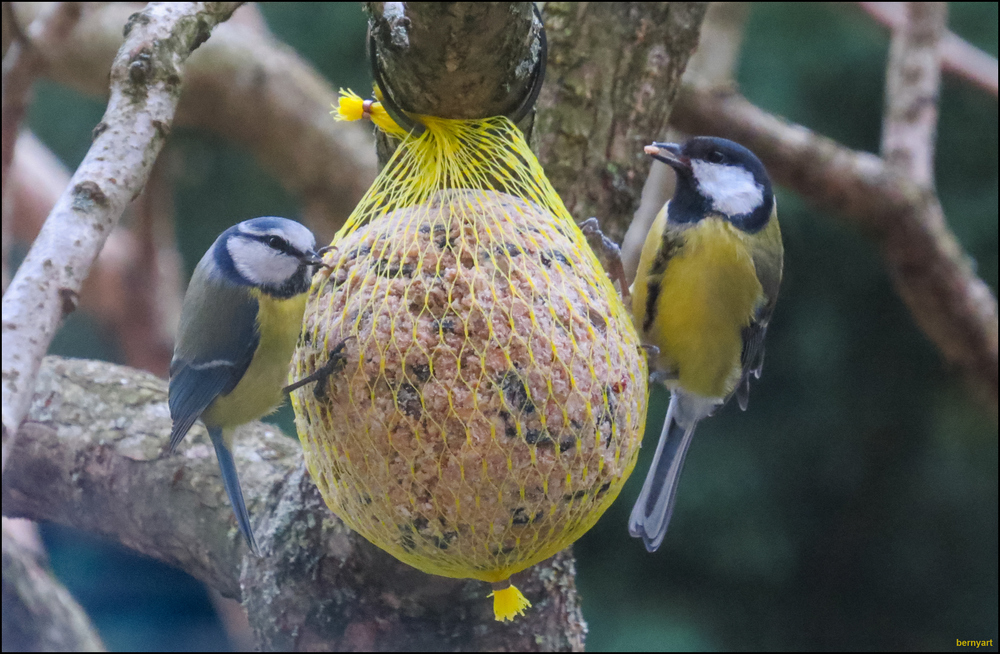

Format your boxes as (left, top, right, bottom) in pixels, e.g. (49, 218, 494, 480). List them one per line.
(490, 583, 532, 622)
(294, 90, 648, 622)
(334, 88, 409, 137)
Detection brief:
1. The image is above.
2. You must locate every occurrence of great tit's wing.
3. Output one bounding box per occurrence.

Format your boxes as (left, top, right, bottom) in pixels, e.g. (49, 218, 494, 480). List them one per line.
(168, 272, 259, 452)
(736, 315, 769, 411)
(735, 204, 783, 410)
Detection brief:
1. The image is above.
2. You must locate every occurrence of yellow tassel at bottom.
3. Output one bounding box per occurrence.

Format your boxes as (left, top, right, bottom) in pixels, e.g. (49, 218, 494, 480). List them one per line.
(489, 582, 531, 622)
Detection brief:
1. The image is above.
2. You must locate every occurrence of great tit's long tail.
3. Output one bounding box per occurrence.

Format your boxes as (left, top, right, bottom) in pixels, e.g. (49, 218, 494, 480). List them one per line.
(209, 427, 260, 556)
(628, 393, 698, 552)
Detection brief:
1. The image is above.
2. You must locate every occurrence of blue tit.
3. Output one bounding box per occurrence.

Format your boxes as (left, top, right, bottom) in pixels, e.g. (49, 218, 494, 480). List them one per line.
(168, 217, 321, 554)
(629, 137, 783, 552)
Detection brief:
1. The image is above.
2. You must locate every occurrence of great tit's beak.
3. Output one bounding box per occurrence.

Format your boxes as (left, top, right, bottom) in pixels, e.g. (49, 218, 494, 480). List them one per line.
(644, 142, 690, 170)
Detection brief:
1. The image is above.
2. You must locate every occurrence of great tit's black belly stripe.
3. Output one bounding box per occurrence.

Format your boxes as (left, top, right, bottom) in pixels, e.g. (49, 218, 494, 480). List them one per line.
(650, 234, 678, 277)
(643, 280, 660, 333)
(642, 232, 681, 333)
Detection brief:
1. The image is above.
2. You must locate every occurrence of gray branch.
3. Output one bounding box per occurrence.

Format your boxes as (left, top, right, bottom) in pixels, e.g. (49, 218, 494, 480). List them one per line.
(2, 357, 585, 651)
(2, 519, 105, 651)
(2, 1, 242, 455)
(5, 2, 377, 244)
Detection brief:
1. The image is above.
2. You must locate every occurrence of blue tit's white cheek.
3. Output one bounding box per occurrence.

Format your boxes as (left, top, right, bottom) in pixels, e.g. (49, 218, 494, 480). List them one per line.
(238, 219, 316, 254)
(691, 160, 765, 216)
(226, 237, 299, 287)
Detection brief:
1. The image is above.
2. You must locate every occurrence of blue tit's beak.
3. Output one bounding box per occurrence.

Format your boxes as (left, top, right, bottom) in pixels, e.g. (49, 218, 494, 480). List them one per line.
(644, 142, 690, 171)
(300, 250, 326, 268)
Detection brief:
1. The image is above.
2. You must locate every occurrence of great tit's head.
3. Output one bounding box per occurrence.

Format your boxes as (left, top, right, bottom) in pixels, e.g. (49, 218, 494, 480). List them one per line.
(646, 136, 774, 233)
(213, 217, 321, 298)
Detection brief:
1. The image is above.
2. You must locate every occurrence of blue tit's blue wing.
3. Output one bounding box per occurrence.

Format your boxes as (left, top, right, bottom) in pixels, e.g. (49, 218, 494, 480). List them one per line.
(168, 272, 260, 452)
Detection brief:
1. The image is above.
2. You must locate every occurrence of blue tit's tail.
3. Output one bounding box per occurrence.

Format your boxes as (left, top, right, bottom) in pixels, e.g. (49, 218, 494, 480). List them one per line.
(629, 393, 699, 552)
(208, 427, 260, 555)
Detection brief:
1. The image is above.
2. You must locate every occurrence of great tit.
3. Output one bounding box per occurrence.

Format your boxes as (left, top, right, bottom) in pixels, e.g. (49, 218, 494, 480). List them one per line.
(629, 137, 783, 552)
(168, 217, 321, 554)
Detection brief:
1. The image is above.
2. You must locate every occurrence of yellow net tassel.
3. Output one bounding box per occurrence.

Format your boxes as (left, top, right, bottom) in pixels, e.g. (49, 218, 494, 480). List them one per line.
(489, 581, 531, 622)
(333, 88, 408, 137)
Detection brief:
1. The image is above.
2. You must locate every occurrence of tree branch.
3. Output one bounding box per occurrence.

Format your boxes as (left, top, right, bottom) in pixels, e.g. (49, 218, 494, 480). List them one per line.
(1, 3, 82, 293)
(1, 2, 82, 203)
(365, 2, 543, 164)
(2, 2, 242, 455)
(367, 2, 540, 120)
(858, 2, 998, 98)
(881, 2, 946, 187)
(2, 519, 105, 652)
(535, 2, 708, 238)
(670, 84, 998, 411)
(2, 357, 586, 651)
(6, 2, 377, 244)
(6, 131, 181, 376)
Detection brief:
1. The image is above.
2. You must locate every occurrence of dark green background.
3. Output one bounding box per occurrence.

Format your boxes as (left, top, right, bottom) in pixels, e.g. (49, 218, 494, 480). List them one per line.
(21, 2, 998, 651)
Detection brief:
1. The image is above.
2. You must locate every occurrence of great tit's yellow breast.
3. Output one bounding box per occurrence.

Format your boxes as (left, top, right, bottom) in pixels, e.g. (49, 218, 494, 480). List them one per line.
(631, 206, 668, 344)
(203, 290, 307, 431)
(645, 217, 762, 399)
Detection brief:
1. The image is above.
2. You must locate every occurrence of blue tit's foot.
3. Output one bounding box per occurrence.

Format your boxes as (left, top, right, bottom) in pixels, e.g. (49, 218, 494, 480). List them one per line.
(579, 217, 630, 302)
(283, 337, 353, 397)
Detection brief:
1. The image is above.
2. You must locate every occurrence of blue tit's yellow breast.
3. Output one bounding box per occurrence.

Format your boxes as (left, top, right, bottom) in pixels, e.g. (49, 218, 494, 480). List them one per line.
(203, 291, 307, 429)
(646, 217, 762, 399)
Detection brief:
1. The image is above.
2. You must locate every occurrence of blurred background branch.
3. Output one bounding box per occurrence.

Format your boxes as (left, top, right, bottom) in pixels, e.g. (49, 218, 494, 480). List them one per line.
(3, 517, 104, 651)
(1, 2, 83, 292)
(858, 1, 999, 97)
(5, 2, 377, 244)
(2, 0, 242, 461)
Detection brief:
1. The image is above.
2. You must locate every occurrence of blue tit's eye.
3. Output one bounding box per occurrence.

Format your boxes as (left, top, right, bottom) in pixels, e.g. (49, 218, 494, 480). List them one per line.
(266, 235, 287, 250)
(708, 151, 724, 164)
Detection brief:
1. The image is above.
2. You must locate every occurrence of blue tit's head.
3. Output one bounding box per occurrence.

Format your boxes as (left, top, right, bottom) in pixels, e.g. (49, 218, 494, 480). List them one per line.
(646, 136, 774, 233)
(211, 217, 320, 298)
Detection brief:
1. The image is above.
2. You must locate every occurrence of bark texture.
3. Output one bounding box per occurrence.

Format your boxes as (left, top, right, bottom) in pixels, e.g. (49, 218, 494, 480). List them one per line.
(535, 2, 708, 239)
(2, 357, 586, 651)
(367, 2, 540, 120)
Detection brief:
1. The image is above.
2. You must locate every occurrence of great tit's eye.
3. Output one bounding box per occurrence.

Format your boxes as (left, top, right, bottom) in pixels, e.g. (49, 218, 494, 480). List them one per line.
(266, 235, 287, 250)
(707, 150, 725, 164)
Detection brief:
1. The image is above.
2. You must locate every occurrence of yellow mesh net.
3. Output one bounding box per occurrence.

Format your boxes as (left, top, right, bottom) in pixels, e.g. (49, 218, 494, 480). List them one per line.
(290, 91, 648, 621)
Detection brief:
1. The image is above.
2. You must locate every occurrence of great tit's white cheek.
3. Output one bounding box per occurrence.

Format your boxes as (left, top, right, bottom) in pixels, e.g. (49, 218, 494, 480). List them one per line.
(227, 238, 299, 287)
(691, 160, 764, 216)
